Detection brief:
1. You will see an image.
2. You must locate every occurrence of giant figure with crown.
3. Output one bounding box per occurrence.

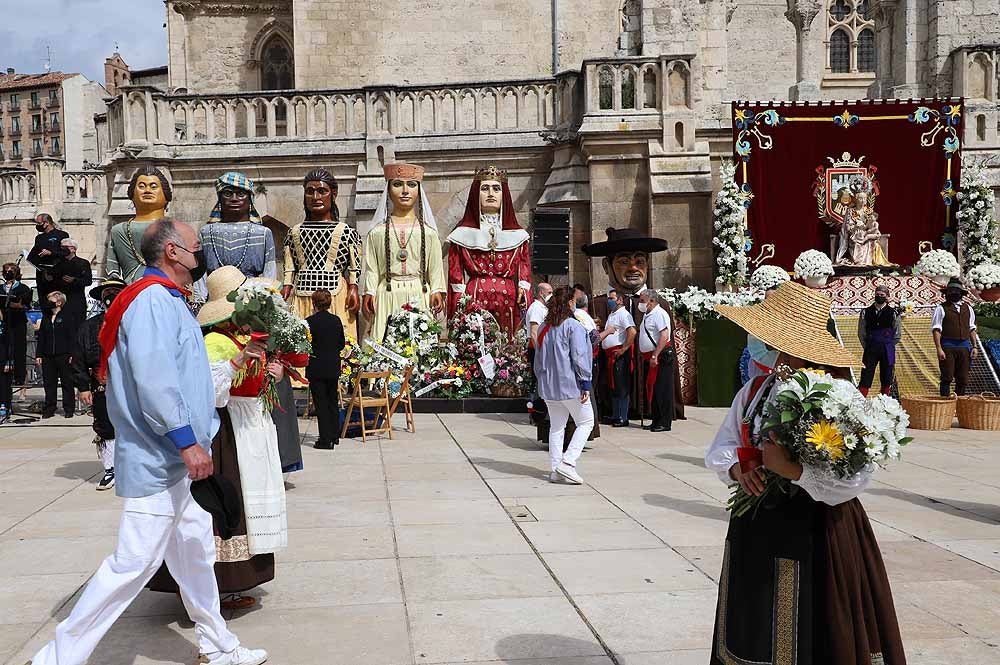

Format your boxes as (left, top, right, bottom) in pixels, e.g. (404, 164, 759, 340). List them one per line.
(446, 165, 532, 336)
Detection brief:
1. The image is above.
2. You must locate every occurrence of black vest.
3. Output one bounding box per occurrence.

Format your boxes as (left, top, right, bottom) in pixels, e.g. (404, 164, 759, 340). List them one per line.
(863, 304, 895, 332)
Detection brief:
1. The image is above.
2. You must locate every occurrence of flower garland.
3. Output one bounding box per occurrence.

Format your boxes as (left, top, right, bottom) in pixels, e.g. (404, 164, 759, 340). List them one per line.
(658, 286, 764, 321)
(955, 162, 1000, 271)
(712, 160, 751, 287)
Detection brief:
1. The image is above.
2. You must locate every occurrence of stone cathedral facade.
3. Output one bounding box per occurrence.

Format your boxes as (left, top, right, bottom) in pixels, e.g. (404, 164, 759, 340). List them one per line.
(96, 0, 999, 290)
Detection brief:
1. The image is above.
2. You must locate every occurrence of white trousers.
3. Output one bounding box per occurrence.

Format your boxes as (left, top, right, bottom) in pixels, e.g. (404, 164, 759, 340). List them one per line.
(547, 398, 595, 472)
(97, 438, 115, 471)
(32, 477, 239, 665)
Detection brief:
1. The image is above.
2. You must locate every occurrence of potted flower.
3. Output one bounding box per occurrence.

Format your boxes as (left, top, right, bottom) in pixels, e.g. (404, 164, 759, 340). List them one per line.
(967, 262, 1000, 301)
(793, 249, 835, 288)
(914, 249, 960, 286)
(749, 265, 791, 292)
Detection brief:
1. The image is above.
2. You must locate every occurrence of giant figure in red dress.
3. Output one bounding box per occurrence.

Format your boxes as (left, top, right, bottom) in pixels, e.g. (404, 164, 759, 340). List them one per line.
(446, 166, 532, 336)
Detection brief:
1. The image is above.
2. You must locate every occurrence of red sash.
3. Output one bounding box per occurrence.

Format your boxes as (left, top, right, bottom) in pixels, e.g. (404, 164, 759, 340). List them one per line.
(737, 375, 770, 473)
(641, 343, 672, 406)
(537, 323, 551, 348)
(97, 275, 191, 382)
(605, 345, 632, 390)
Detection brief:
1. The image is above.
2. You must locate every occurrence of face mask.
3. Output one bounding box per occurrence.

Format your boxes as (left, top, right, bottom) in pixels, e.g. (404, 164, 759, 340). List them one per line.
(638, 302, 648, 313)
(946, 292, 963, 303)
(607, 299, 618, 310)
(35, 224, 46, 233)
(176, 246, 208, 283)
(2, 271, 14, 281)
(874, 295, 887, 305)
(543, 294, 552, 303)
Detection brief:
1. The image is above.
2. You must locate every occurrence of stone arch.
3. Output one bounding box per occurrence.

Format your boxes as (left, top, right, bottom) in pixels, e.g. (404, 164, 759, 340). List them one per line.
(252, 21, 295, 91)
(977, 114, 987, 142)
(666, 61, 690, 108)
(968, 53, 992, 100)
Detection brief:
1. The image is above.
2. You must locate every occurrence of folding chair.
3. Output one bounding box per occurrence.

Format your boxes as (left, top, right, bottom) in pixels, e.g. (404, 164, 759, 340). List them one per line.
(388, 364, 415, 433)
(340, 370, 393, 442)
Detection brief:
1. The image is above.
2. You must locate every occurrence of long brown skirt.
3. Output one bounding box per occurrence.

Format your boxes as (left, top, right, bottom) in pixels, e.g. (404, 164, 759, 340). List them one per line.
(148, 408, 274, 595)
(712, 492, 905, 665)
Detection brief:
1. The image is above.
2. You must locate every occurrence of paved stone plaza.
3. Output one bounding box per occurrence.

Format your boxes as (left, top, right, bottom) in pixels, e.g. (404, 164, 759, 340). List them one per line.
(1, 410, 999, 665)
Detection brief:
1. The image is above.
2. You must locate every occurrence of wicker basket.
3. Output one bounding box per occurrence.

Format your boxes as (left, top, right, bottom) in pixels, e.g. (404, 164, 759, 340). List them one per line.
(490, 384, 524, 398)
(956, 392, 1000, 430)
(900, 395, 956, 431)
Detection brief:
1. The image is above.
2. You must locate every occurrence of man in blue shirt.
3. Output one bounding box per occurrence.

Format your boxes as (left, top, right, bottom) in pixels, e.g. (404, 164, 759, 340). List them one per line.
(30, 219, 268, 665)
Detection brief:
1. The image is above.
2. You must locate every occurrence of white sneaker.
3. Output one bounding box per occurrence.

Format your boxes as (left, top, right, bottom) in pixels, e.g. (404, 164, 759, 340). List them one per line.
(555, 462, 583, 485)
(199, 646, 268, 665)
(547, 471, 562, 483)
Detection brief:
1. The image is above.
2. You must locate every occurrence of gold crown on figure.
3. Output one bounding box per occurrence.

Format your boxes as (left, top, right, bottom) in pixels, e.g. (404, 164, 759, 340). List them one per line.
(475, 165, 508, 183)
(383, 163, 425, 182)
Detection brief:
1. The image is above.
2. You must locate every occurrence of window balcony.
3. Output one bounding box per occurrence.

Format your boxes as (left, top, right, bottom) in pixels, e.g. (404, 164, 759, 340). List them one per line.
(46, 121, 61, 133)
(29, 99, 42, 110)
(47, 95, 60, 107)
(9, 102, 19, 112)
(30, 124, 44, 135)
(31, 147, 43, 158)
(49, 146, 62, 156)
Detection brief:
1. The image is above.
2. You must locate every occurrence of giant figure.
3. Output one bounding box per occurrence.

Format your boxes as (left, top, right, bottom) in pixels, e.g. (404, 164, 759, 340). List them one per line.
(446, 165, 531, 336)
(281, 169, 362, 328)
(362, 163, 446, 342)
(105, 164, 170, 282)
(584, 228, 685, 422)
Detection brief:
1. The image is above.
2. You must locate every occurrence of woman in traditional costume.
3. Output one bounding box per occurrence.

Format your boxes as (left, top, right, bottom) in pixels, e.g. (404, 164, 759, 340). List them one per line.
(706, 282, 906, 665)
(362, 163, 446, 342)
(149, 266, 287, 610)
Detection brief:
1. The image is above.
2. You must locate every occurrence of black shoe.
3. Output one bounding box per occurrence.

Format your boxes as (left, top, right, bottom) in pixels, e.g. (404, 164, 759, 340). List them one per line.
(331, 439, 340, 447)
(64, 412, 74, 419)
(612, 421, 629, 428)
(97, 469, 115, 491)
(650, 425, 671, 433)
(314, 440, 333, 449)
(642, 423, 653, 430)
(41, 412, 55, 419)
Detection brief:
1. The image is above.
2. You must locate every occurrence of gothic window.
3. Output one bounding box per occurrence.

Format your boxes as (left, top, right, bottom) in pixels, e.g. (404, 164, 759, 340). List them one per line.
(260, 35, 293, 91)
(830, 30, 850, 74)
(826, 0, 876, 75)
(598, 66, 614, 110)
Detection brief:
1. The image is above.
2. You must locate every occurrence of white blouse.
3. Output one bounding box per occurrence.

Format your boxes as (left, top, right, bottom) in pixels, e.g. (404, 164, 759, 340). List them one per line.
(704, 377, 874, 506)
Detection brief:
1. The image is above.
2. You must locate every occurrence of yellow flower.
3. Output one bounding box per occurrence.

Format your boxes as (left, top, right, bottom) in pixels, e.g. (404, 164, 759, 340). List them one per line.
(805, 420, 846, 462)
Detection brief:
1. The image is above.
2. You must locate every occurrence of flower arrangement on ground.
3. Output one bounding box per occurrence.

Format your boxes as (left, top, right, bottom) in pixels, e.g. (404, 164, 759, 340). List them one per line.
(956, 162, 1000, 272)
(728, 367, 911, 517)
(491, 330, 533, 396)
(913, 249, 960, 278)
(446, 294, 504, 394)
(430, 365, 474, 399)
(793, 249, 835, 279)
(229, 281, 312, 409)
(713, 160, 750, 288)
(967, 262, 1000, 291)
(749, 265, 791, 292)
(339, 334, 364, 394)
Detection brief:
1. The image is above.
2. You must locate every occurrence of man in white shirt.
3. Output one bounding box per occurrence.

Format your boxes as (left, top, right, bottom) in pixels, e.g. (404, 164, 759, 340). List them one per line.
(599, 289, 636, 426)
(525, 282, 552, 348)
(637, 290, 673, 432)
(931, 278, 979, 396)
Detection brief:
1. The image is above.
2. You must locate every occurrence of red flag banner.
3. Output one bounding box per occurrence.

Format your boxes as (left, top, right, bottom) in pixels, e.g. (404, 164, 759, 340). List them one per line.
(731, 99, 963, 270)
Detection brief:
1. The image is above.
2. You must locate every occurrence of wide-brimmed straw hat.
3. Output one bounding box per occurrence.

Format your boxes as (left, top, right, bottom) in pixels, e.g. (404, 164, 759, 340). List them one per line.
(196, 266, 247, 327)
(89, 276, 127, 300)
(715, 281, 859, 368)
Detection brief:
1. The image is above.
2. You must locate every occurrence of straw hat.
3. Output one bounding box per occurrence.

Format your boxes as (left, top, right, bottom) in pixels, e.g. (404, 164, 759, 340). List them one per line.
(196, 266, 247, 328)
(715, 281, 859, 368)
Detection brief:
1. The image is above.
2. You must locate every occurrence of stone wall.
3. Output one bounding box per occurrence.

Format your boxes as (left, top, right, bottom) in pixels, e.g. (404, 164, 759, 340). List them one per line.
(726, 0, 797, 102)
(926, 0, 1000, 95)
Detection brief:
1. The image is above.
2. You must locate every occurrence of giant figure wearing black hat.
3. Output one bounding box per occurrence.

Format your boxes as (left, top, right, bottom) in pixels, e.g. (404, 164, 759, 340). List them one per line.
(584, 228, 685, 423)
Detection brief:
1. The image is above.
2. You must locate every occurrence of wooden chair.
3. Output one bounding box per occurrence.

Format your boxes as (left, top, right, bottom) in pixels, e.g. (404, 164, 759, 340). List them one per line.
(340, 370, 393, 442)
(388, 365, 416, 433)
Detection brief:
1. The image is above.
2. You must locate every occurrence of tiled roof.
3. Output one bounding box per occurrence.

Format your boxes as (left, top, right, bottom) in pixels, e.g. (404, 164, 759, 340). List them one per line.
(0, 72, 76, 92)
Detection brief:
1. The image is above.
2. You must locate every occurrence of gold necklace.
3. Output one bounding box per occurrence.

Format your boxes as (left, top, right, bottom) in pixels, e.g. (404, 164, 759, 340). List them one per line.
(124, 219, 146, 267)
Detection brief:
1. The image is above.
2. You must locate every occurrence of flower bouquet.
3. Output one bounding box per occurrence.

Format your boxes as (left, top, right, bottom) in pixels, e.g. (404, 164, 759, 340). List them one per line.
(228, 281, 313, 410)
(431, 365, 474, 399)
(749, 265, 791, 292)
(339, 334, 364, 395)
(967, 262, 1000, 290)
(728, 368, 911, 518)
(793, 249, 834, 284)
(913, 249, 960, 282)
(378, 301, 451, 393)
(447, 295, 503, 395)
(491, 331, 532, 397)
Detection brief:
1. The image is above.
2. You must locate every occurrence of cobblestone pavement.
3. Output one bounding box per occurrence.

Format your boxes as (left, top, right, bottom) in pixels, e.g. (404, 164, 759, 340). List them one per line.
(1, 410, 999, 664)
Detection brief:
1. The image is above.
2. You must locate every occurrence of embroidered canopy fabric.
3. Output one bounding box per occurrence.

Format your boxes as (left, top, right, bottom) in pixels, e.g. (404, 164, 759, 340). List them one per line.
(731, 99, 963, 270)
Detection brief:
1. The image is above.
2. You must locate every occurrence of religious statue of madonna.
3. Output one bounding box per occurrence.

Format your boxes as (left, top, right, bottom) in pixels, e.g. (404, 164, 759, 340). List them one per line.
(362, 163, 446, 342)
(835, 175, 894, 267)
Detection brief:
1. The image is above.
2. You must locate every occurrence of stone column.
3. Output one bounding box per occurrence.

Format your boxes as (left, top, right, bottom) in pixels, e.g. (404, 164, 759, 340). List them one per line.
(785, 0, 823, 101)
(33, 157, 65, 212)
(871, 0, 899, 96)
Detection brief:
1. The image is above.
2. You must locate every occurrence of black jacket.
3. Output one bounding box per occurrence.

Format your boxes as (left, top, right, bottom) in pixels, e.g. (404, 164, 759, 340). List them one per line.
(27, 229, 69, 270)
(0, 282, 33, 328)
(35, 310, 76, 358)
(72, 313, 104, 391)
(54, 256, 93, 306)
(305, 310, 345, 380)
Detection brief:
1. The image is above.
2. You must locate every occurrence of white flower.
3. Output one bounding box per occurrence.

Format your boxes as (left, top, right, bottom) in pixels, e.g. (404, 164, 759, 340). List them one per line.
(914, 250, 960, 278)
(793, 249, 834, 278)
(967, 263, 1000, 290)
(750, 265, 790, 291)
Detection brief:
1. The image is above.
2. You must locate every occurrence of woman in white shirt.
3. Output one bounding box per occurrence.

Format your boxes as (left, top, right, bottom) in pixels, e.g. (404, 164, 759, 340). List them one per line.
(706, 282, 906, 665)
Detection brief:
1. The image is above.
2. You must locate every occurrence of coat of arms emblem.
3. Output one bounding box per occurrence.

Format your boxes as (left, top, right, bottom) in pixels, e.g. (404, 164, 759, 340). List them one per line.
(813, 152, 879, 227)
